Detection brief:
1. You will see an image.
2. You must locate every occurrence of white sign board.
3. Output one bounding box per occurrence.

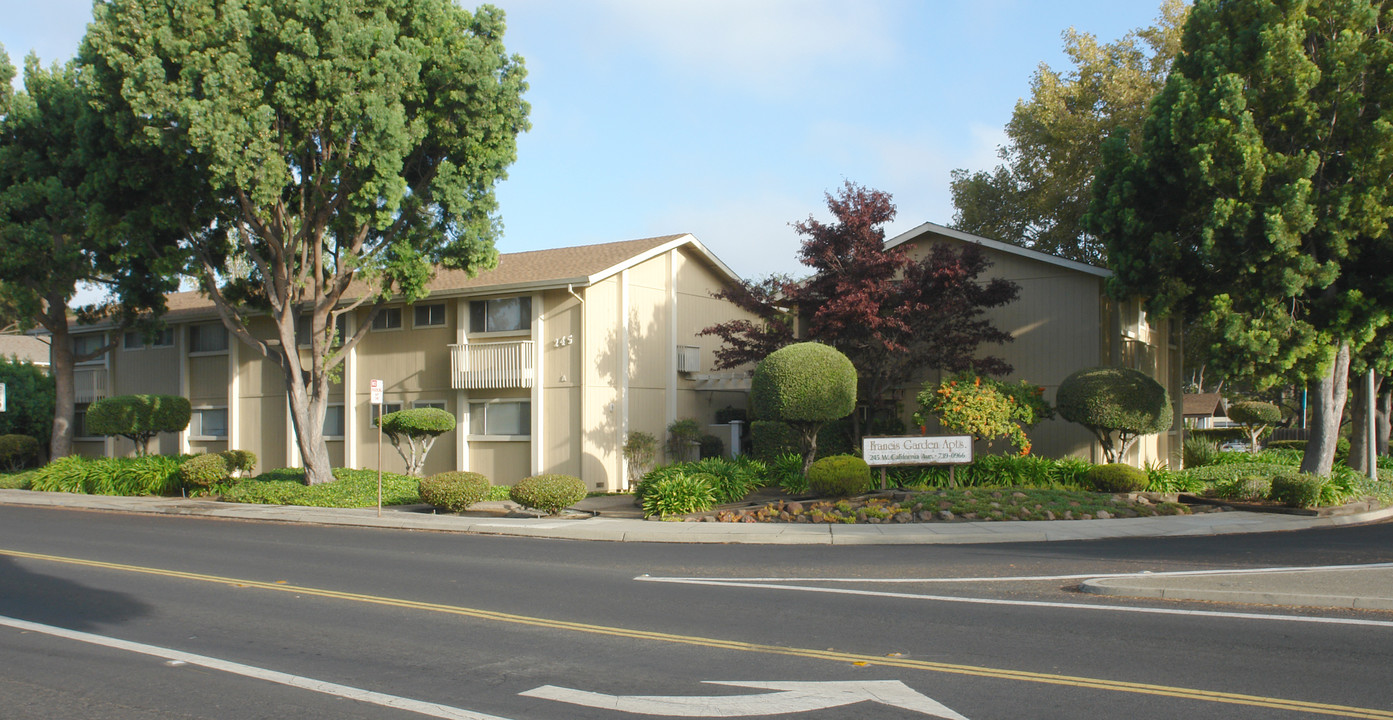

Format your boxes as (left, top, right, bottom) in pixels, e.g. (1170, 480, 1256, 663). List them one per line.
(0, 382, 5, 412)
(863, 435, 973, 467)
(369, 379, 384, 405)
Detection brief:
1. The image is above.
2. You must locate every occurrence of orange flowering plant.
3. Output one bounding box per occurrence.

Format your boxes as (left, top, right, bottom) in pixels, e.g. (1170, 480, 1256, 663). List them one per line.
(913, 373, 1053, 455)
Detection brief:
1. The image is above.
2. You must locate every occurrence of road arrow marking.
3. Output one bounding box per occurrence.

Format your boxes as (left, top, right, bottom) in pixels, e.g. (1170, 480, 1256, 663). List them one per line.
(521, 679, 969, 718)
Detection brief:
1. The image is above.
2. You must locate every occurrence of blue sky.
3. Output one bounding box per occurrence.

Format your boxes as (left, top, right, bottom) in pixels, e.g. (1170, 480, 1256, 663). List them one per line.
(2, 0, 1168, 285)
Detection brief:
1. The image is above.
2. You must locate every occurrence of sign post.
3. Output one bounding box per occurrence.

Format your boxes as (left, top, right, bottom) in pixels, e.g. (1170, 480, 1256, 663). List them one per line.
(370, 379, 384, 516)
(862, 435, 974, 489)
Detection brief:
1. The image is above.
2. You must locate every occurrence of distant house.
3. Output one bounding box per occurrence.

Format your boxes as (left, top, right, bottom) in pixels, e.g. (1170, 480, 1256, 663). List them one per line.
(64, 235, 755, 491)
(0, 334, 50, 370)
(885, 222, 1184, 468)
(1183, 393, 1230, 429)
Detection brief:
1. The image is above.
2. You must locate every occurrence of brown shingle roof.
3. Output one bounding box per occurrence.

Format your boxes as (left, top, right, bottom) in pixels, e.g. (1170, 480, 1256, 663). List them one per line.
(1183, 393, 1225, 417)
(0, 334, 50, 365)
(160, 234, 692, 321)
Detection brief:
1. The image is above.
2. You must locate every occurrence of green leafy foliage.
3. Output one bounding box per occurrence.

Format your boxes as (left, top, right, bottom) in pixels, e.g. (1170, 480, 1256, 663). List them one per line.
(0, 434, 39, 471)
(766, 452, 808, 494)
(751, 342, 857, 472)
(0, 358, 53, 447)
(1085, 463, 1150, 493)
(1269, 474, 1327, 509)
(221, 468, 421, 507)
(1182, 436, 1221, 468)
(622, 431, 659, 482)
(510, 474, 586, 515)
(377, 408, 456, 476)
(418, 471, 491, 512)
(220, 449, 257, 475)
(640, 473, 716, 519)
(30, 455, 183, 496)
(1056, 367, 1172, 463)
(1226, 401, 1281, 455)
(806, 455, 872, 497)
(1211, 475, 1272, 502)
(82, 0, 530, 485)
(179, 453, 230, 490)
(907, 454, 1093, 490)
(916, 373, 1051, 454)
(85, 395, 191, 456)
(698, 434, 725, 459)
(666, 418, 702, 462)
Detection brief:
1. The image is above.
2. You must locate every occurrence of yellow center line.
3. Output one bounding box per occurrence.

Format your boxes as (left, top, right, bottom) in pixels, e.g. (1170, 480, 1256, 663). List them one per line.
(5, 548, 1390, 719)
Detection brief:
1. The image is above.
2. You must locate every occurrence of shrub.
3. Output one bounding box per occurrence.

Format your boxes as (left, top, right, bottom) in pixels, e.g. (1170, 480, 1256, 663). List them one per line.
(0, 358, 54, 448)
(666, 418, 702, 462)
(686, 456, 762, 504)
(1270, 473, 1327, 508)
(806, 454, 871, 497)
(640, 472, 716, 518)
(1264, 439, 1308, 451)
(1086, 463, 1150, 493)
(1182, 436, 1221, 468)
(1226, 401, 1281, 455)
(750, 421, 801, 461)
(698, 434, 725, 459)
(220, 449, 258, 475)
(418, 471, 491, 512)
(510, 474, 586, 515)
(31, 455, 183, 496)
(915, 373, 1052, 454)
(622, 431, 659, 483)
(767, 451, 807, 493)
(0, 434, 39, 471)
(222, 467, 420, 507)
(1212, 475, 1271, 501)
(751, 343, 857, 473)
(179, 453, 231, 489)
(85, 394, 192, 456)
(376, 408, 455, 477)
(1056, 367, 1171, 463)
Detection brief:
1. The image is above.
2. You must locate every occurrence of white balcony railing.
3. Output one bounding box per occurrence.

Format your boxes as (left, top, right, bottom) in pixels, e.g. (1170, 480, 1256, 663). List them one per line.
(450, 341, 534, 390)
(74, 368, 108, 404)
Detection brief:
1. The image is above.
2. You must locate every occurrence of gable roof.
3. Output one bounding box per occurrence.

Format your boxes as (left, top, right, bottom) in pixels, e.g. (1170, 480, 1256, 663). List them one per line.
(885, 221, 1112, 278)
(0, 334, 49, 366)
(1183, 393, 1226, 418)
(154, 233, 739, 322)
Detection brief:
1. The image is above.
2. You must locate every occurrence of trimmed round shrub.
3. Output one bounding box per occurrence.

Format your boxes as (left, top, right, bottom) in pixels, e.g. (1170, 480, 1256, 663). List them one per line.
(1264, 439, 1308, 451)
(1270, 473, 1326, 508)
(641, 472, 716, 519)
(751, 343, 857, 423)
(179, 453, 230, 489)
(806, 454, 872, 497)
(1086, 463, 1150, 493)
(751, 421, 801, 461)
(220, 449, 257, 475)
(1227, 401, 1282, 427)
(419, 471, 491, 512)
(510, 474, 586, 515)
(0, 434, 40, 471)
(1057, 367, 1171, 462)
(86, 394, 192, 454)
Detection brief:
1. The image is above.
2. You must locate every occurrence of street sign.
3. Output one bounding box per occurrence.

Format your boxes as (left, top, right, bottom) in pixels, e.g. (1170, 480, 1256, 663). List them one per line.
(522, 680, 969, 718)
(370, 379, 383, 405)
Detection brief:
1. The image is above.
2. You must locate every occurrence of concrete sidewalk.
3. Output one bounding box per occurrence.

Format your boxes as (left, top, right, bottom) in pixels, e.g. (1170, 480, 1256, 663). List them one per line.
(3, 489, 1392, 612)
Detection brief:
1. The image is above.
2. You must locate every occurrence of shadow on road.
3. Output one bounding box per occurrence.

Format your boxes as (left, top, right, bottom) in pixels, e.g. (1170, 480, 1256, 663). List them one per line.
(0, 556, 150, 631)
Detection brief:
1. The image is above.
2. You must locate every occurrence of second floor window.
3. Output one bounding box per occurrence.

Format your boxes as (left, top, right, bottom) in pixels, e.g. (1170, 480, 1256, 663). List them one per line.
(372, 307, 403, 331)
(470, 297, 531, 334)
(189, 324, 228, 353)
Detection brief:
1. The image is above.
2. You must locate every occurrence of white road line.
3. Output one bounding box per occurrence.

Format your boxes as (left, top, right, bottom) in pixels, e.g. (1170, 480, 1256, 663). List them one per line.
(639, 561, 1393, 585)
(635, 577, 1393, 628)
(0, 615, 514, 720)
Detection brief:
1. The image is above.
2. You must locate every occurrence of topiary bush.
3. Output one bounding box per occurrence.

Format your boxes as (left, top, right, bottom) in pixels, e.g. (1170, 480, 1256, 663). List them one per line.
(750, 421, 801, 461)
(1264, 439, 1308, 451)
(377, 408, 456, 476)
(510, 474, 586, 515)
(1270, 473, 1327, 508)
(418, 471, 491, 512)
(179, 453, 231, 490)
(751, 343, 857, 474)
(1086, 463, 1150, 493)
(1226, 401, 1281, 456)
(640, 472, 717, 519)
(85, 394, 192, 456)
(1056, 367, 1171, 464)
(0, 434, 40, 471)
(220, 449, 257, 476)
(806, 454, 871, 497)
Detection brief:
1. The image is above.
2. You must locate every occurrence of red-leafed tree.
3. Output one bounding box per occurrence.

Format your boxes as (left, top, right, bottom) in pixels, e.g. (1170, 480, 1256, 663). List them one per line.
(702, 182, 1020, 443)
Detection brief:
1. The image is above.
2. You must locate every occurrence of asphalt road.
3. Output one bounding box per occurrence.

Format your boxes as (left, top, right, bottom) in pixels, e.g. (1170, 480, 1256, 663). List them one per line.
(1, 505, 1391, 720)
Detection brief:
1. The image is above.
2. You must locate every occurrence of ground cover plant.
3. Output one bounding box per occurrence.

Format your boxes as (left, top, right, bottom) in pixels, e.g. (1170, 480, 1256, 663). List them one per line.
(221, 468, 421, 507)
(0, 469, 37, 490)
(29, 455, 185, 496)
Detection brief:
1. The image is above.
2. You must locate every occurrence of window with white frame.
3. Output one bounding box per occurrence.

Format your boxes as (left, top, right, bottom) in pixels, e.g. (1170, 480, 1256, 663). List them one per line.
(370, 403, 403, 428)
(413, 400, 446, 411)
(469, 297, 531, 334)
(191, 407, 229, 439)
(413, 303, 446, 328)
(189, 324, 228, 353)
(324, 404, 345, 438)
(74, 403, 98, 439)
(469, 400, 530, 438)
(297, 314, 351, 347)
(371, 307, 403, 331)
(124, 328, 175, 350)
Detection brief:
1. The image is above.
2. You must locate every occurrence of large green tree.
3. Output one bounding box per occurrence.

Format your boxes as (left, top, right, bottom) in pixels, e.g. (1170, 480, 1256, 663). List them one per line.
(83, 0, 530, 484)
(0, 49, 183, 460)
(1087, 0, 1393, 477)
(949, 0, 1186, 265)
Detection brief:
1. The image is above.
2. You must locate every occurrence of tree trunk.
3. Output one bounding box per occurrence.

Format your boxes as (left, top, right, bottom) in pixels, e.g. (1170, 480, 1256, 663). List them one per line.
(45, 298, 75, 460)
(286, 378, 335, 485)
(1347, 372, 1381, 474)
(1300, 342, 1350, 477)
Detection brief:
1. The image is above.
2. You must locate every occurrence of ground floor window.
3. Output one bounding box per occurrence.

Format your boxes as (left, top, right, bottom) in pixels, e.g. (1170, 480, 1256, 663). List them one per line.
(324, 404, 345, 438)
(191, 407, 228, 439)
(469, 400, 530, 438)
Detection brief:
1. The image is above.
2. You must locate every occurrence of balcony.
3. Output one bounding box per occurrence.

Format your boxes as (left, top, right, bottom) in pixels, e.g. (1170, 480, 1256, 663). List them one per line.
(74, 368, 108, 404)
(450, 341, 534, 390)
